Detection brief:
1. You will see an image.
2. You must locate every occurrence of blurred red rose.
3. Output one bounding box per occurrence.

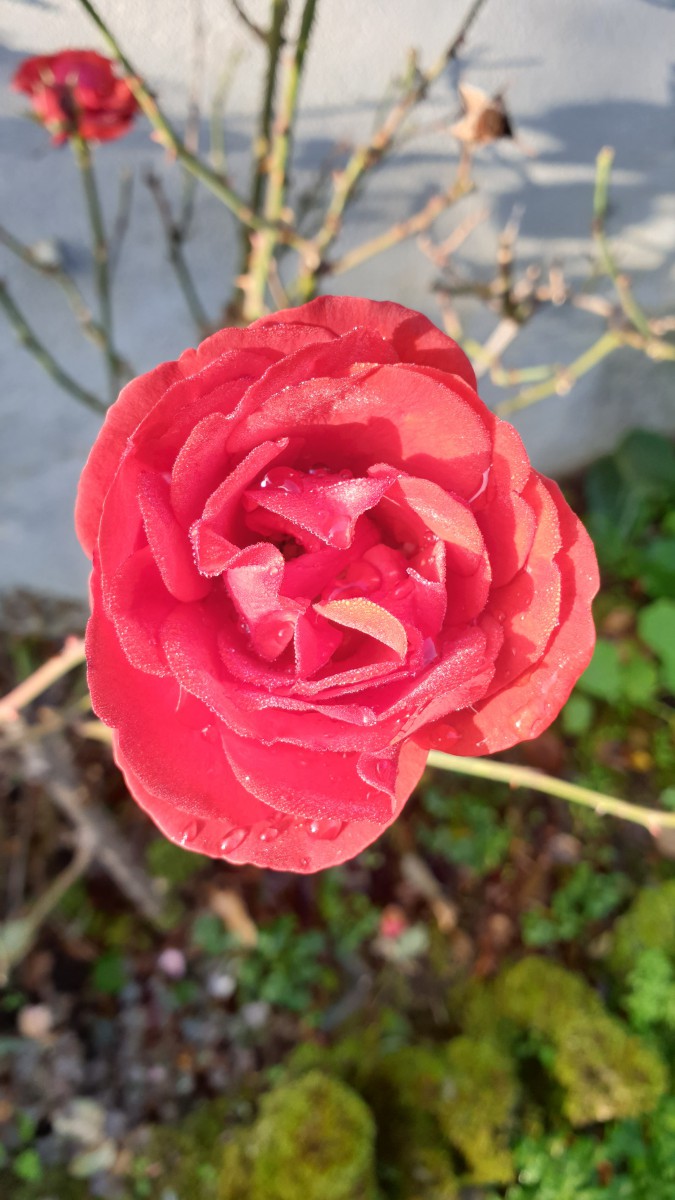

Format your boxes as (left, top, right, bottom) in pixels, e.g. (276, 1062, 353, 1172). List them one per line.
(76, 296, 599, 873)
(12, 50, 138, 144)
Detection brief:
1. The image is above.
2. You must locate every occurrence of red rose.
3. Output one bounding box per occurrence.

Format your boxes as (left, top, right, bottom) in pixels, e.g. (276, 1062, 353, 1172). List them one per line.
(12, 50, 138, 144)
(76, 296, 598, 873)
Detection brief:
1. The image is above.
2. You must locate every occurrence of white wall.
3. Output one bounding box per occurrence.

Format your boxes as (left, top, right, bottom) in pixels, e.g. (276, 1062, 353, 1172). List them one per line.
(1, 0, 674, 599)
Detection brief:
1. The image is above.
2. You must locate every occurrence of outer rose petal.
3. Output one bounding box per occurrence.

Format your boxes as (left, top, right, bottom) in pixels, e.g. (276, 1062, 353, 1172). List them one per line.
(119, 738, 428, 873)
(426, 480, 599, 755)
(259, 296, 477, 389)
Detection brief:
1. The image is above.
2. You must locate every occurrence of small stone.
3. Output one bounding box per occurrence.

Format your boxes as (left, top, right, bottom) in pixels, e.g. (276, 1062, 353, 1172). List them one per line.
(157, 948, 186, 979)
(69, 1139, 117, 1178)
(206, 971, 237, 1000)
(241, 1001, 270, 1030)
(53, 1098, 106, 1146)
(18, 1003, 53, 1041)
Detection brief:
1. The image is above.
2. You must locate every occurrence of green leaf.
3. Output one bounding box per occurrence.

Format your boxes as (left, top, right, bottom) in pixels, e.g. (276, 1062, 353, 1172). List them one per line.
(191, 912, 231, 956)
(91, 950, 128, 995)
(615, 430, 675, 501)
(562, 693, 595, 736)
(620, 649, 659, 706)
(638, 537, 675, 599)
(13, 1149, 42, 1183)
(577, 639, 622, 703)
(638, 599, 675, 692)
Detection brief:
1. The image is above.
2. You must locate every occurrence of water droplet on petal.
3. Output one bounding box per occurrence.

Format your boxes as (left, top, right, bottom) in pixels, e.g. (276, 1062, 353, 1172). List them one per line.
(308, 463, 330, 475)
(259, 826, 281, 843)
(299, 857, 311, 870)
(180, 821, 200, 846)
(393, 577, 415, 600)
(326, 514, 352, 549)
(220, 827, 248, 854)
(422, 637, 438, 665)
(306, 817, 344, 841)
(259, 466, 304, 493)
(254, 610, 296, 658)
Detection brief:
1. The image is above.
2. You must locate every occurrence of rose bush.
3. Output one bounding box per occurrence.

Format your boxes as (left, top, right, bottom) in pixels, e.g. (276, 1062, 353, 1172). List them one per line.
(12, 50, 138, 144)
(76, 296, 599, 872)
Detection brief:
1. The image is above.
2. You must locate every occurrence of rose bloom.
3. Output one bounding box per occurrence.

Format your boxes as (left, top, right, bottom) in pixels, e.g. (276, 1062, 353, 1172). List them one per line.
(12, 50, 138, 144)
(76, 297, 598, 873)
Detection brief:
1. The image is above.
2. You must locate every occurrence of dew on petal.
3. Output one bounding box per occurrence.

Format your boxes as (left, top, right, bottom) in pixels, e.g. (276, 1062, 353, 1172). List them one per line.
(259, 825, 281, 843)
(308, 464, 330, 475)
(180, 821, 201, 846)
(326, 514, 352, 549)
(422, 637, 438, 665)
(259, 466, 303, 493)
(254, 610, 297, 658)
(306, 817, 344, 841)
(220, 827, 249, 854)
(393, 577, 415, 600)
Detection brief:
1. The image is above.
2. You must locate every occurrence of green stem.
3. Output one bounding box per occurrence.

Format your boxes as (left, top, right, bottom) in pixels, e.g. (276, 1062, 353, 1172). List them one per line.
(242, 0, 317, 320)
(145, 171, 211, 336)
(72, 136, 117, 401)
(292, 0, 489, 301)
(0, 279, 106, 414)
(0, 222, 115, 358)
(327, 179, 473, 278)
(74, 0, 312, 258)
(592, 146, 652, 340)
(427, 751, 674, 835)
(496, 329, 622, 417)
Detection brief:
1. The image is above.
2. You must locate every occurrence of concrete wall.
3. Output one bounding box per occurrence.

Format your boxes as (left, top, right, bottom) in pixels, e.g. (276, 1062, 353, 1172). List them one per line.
(1, 0, 674, 599)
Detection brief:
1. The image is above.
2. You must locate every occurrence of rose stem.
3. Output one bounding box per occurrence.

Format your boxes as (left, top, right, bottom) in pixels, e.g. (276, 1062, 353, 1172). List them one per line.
(592, 146, 652, 340)
(0, 222, 104, 349)
(144, 170, 212, 336)
(326, 178, 474, 278)
(242, 0, 318, 321)
(228, 0, 269, 44)
(427, 750, 675, 837)
(71, 135, 118, 403)
(291, 0, 490, 303)
(233, 0, 289, 316)
(0, 637, 87, 725)
(0, 279, 105, 413)
(74, 0, 314, 260)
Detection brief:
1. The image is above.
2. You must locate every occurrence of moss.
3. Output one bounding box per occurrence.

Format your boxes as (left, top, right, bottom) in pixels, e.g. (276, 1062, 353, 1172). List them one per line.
(219, 1070, 378, 1200)
(146, 1097, 247, 1199)
(437, 1037, 518, 1185)
(0, 1168, 89, 1200)
(495, 957, 667, 1126)
(609, 881, 675, 978)
(363, 1046, 458, 1199)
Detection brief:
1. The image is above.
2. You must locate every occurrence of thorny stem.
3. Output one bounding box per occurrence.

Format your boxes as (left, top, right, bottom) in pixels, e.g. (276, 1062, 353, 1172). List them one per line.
(292, 0, 489, 301)
(75, 0, 314, 259)
(496, 329, 623, 416)
(229, 0, 269, 44)
(72, 135, 118, 402)
(593, 146, 652, 340)
(242, 0, 317, 320)
(0, 223, 104, 348)
(327, 179, 474, 278)
(145, 171, 212, 336)
(427, 751, 675, 836)
(0, 280, 106, 414)
(245, 0, 289, 237)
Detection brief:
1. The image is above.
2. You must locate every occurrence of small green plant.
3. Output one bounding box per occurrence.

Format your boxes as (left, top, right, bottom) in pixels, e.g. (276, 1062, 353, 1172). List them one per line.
(419, 787, 511, 876)
(522, 863, 630, 948)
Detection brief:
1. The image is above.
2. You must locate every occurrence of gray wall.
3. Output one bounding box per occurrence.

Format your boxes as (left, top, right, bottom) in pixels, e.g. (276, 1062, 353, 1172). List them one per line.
(1, 0, 674, 599)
